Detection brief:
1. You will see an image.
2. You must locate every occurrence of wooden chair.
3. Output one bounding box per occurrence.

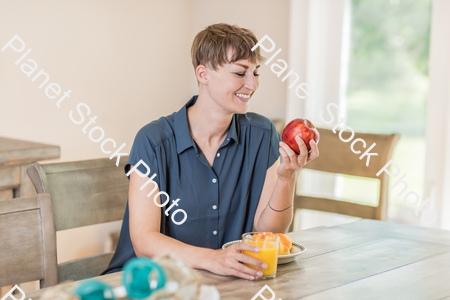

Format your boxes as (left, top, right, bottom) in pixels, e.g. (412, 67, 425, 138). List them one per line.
(271, 119, 286, 137)
(0, 194, 58, 288)
(27, 157, 129, 283)
(287, 127, 399, 232)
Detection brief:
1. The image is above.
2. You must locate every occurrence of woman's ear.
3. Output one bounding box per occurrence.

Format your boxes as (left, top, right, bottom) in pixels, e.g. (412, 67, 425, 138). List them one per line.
(196, 65, 208, 84)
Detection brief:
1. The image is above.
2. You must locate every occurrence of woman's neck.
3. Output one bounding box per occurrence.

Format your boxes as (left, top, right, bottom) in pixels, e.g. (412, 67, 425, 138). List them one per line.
(186, 94, 233, 147)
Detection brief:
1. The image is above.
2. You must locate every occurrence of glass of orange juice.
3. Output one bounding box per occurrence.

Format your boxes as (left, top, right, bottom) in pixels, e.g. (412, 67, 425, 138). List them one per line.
(242, 232, 279, 279)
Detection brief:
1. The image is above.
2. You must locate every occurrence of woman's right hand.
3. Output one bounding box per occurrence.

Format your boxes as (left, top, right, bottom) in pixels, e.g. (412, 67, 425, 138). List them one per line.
(204, 243, 267, 280)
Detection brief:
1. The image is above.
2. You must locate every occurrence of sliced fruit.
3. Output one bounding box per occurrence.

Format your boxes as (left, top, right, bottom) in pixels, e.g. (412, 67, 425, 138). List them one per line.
(252, 233, 264, 240)
(252, 232, 274, 240)
(276, 233, 293, 250)
(278, 243, 290, 255)
(263, 232, 276, 239)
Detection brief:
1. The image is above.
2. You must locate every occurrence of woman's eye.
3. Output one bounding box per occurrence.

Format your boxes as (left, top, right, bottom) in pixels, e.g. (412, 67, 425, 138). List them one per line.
(235, 73, 260, 77)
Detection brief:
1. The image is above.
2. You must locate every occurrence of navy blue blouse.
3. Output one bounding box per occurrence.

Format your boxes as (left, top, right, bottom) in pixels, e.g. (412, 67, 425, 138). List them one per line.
(102, 95, 281, 274)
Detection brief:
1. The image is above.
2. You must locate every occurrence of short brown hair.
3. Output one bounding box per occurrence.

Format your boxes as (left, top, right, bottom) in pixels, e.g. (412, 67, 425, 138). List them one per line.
(191, 23, 265, 71)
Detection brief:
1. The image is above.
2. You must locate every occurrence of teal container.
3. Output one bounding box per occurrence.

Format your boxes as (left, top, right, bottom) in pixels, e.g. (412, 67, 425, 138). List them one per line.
(122, 257, 166, 299)
(74, 281, 115, 300)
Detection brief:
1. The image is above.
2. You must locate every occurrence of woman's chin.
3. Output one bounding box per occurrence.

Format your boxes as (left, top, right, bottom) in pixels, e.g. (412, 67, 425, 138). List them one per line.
(234, 104, 249, 114)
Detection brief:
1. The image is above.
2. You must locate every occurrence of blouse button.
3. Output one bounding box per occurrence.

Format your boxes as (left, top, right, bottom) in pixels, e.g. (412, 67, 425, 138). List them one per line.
(213, 230, 217, 235)
(217, 153, 221, 157)
(212, 178, 217, 183)
(212, 205, 217, 210)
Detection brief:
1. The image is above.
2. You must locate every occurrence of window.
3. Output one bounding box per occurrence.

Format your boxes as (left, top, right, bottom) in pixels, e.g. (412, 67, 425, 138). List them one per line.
(342, 0, 432, 225)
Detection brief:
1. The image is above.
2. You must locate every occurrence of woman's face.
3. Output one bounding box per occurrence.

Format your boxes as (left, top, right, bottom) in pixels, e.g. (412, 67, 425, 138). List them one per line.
(203, 48, 260, 115)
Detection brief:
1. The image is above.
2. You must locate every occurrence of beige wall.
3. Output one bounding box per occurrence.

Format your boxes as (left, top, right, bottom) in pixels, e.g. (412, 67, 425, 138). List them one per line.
(0, 0, 290, 264)
(192, 0, 290, 118)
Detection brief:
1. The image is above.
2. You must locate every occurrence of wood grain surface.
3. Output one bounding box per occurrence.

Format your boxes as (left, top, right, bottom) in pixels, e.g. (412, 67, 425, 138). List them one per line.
(26, 219, 450, 300)
(0, 137, 60, 168)
(0, 137, 60, 200)
(0, 194, 57, 288)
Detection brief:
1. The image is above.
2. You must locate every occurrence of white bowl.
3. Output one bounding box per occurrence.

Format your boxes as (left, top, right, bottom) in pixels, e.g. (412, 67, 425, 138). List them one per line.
(221, 240, 306, 264)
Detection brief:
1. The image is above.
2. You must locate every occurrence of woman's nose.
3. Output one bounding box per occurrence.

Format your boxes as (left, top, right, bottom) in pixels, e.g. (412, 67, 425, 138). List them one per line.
(245, 74, 258, 91)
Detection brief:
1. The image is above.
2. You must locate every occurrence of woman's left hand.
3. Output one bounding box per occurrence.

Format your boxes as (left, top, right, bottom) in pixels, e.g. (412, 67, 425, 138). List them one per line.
(277, 136, 319, 181)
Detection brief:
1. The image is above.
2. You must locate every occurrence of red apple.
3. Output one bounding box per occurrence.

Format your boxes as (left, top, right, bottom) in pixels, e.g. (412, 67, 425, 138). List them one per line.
(281, 118, 320, 154)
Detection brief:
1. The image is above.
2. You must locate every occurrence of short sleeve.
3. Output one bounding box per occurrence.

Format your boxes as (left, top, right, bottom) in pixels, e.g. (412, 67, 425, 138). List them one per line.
(124, 125, 159, 183)
(267, 121, 282, 169)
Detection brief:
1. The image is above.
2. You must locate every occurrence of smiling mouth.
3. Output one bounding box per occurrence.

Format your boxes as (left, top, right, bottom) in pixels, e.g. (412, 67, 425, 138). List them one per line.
(235, 92, 253, 101)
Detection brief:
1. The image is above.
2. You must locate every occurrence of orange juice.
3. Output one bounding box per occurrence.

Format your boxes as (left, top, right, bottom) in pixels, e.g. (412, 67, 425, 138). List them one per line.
(242, 233, 279, 279)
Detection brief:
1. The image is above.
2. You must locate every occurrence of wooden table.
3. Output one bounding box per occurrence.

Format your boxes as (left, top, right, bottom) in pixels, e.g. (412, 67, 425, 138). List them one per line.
(0, 137, 60, 199)
(27, 220, 450, 300)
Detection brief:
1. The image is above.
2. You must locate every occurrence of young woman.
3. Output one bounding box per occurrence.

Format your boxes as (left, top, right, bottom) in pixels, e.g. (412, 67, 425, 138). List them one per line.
(103, 23, 319, 280)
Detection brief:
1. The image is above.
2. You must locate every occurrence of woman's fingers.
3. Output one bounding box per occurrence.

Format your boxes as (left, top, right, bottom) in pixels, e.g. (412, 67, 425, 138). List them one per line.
(307, 140, 319, 162)
(295, 136, 309, 164)
(279, 141, 296, 165)
(234, 252, 267, 270)
(232, 241, 259, 252)
(229, 268, 256, 281)
(279, 136, 319, 172)
(226, 243, 266, 278)
(230, 243, 266, 269)
(279, 145, 289, 164)
(231, 257, 263, 277)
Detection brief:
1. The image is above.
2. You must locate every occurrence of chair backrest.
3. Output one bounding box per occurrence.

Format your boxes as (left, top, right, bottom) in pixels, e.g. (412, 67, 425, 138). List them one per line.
(290, 127, 399, 231)
(0, 194, 57, 288)
(271, 119, 285, 136)
(27, 157, 129, 283)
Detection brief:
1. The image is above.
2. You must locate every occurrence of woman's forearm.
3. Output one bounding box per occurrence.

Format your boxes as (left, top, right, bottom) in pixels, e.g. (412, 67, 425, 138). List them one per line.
(133, 230, 214, 270)
(255, 175, 295, 233)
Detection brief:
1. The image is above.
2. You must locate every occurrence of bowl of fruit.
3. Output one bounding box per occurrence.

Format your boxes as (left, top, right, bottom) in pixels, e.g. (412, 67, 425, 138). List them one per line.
(221, 233, 306, 264)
